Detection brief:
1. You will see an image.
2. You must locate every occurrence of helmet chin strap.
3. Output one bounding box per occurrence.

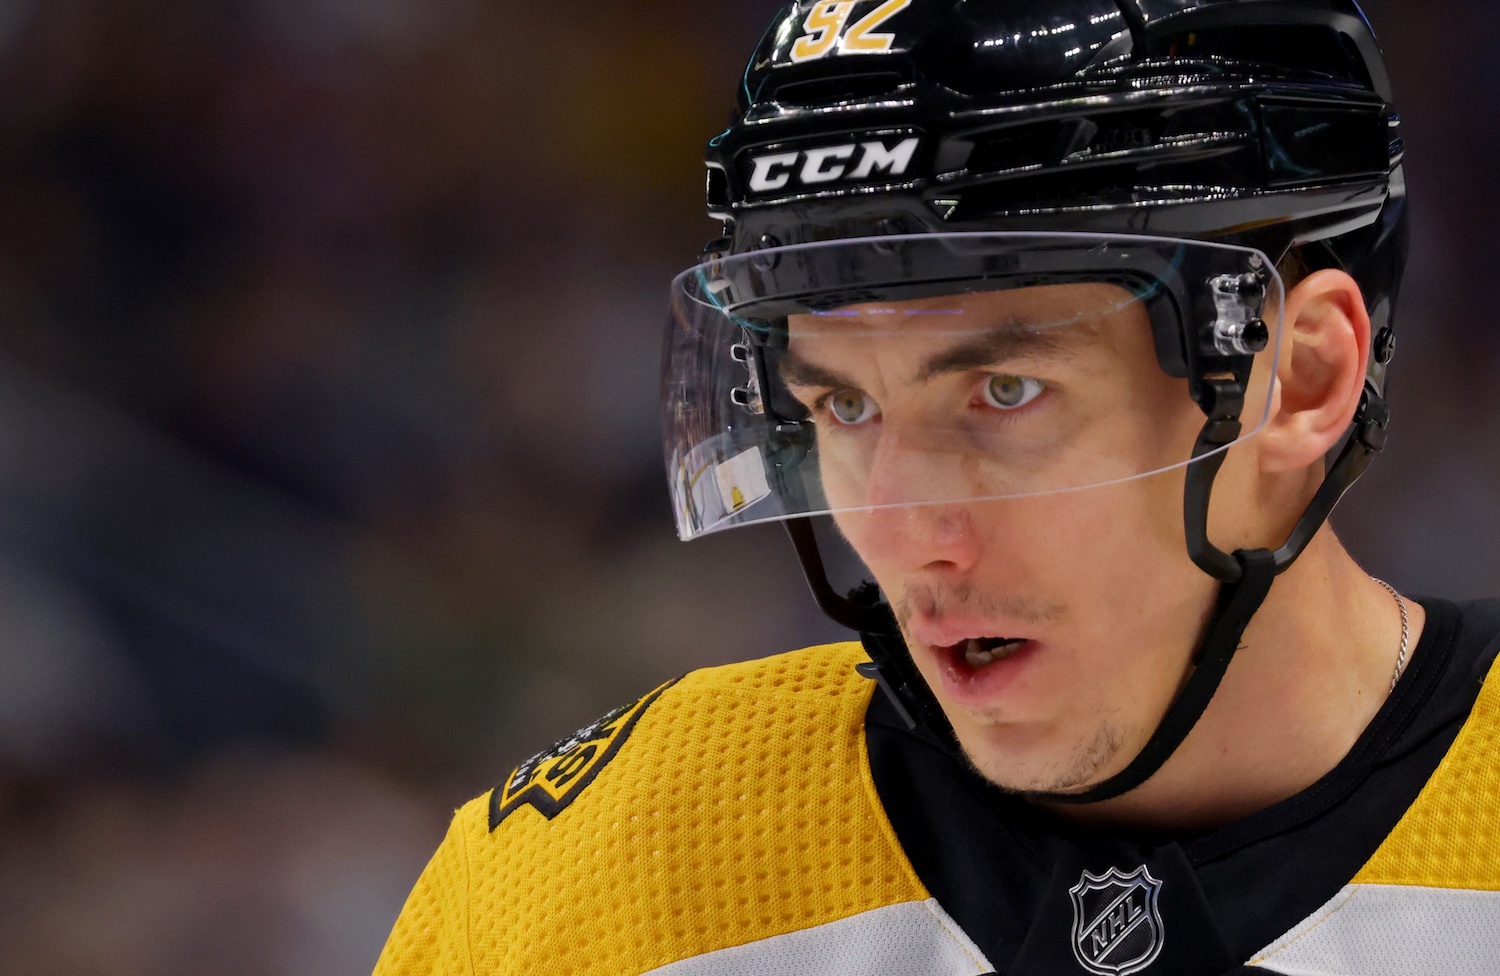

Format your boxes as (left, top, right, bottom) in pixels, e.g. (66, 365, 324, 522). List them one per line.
(784, 387, 1390, 805)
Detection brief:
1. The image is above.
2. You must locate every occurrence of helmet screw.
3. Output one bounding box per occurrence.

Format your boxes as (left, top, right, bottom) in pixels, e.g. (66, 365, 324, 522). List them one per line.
(751, 235, 781, 271)
(1242, 318, 1269, 352)
(1374, 327, 1397, 364)
(872, 217, 910, 255)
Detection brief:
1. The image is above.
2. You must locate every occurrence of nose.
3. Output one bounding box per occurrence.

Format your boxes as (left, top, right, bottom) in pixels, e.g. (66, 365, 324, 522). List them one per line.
(836, 427, 984, 577)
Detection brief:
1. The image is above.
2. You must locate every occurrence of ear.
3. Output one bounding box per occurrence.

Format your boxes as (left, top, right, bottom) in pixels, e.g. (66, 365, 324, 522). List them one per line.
(1258, 269, 1371, 473)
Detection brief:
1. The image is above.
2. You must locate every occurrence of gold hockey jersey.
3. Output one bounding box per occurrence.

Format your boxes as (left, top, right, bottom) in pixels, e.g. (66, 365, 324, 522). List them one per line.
(374, 629, 1500, 976)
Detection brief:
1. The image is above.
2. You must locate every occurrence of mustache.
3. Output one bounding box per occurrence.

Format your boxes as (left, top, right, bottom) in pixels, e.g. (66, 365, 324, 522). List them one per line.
(894, 579, 1066, 632)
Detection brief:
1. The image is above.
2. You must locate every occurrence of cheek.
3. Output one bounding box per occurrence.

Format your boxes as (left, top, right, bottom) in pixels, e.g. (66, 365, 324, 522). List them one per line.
(1099, 476, 1221, 665)
(818, 440, 871, 512)
(1007, 476, 1205, 640)
(1026, 477, 1184, 570)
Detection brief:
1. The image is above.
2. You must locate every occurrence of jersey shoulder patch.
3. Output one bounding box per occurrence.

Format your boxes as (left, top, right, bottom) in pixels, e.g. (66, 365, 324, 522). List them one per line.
(491, 677, 679, 827)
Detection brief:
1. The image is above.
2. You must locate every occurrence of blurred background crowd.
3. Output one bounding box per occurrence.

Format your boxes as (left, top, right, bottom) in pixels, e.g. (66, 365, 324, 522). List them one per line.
(0, 0, 1493, 971)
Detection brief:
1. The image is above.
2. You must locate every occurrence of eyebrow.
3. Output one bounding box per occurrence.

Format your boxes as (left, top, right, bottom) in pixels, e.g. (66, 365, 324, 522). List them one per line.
(778, 319, 1086, 390)
(912, 321, 1080, 383)
(777, 351, 859, 391)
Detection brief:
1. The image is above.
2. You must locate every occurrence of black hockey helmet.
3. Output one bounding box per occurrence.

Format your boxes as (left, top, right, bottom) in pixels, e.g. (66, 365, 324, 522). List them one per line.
(708, 0, 1404, 327)
(661, 0, 1406, 802)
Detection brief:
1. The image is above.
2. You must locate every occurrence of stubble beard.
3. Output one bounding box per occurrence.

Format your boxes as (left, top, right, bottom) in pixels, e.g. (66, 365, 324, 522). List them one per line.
(964, 720, 1127, 797)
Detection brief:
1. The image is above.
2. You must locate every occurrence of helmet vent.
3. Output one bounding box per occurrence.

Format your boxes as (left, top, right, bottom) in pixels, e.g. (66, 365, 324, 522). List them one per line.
(948, 151, 1259, 221)
(1156, 25, 1372, 89)
(769, 72, 906, 108)
(706, 166, 730, 210)
(963, 100, 1251, 178)
(1261, 102, 1390, 189)
(965, 123, 1069, 176)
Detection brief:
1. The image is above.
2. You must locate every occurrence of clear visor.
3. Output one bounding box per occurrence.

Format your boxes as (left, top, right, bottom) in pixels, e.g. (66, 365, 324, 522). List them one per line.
(663, 232, 1282, 540)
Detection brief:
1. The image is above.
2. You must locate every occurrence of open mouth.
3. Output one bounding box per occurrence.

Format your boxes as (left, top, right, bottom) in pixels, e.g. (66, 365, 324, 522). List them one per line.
(952, 636, 1028, 669)
(923, 633, 1040, 702)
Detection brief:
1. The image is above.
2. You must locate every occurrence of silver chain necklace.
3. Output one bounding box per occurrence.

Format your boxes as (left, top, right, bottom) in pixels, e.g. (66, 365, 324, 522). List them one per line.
(1371, 577, 1410, 692)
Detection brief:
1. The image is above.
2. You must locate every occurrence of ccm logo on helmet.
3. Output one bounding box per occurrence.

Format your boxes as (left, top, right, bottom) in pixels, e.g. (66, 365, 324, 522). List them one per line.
(745, 137, 921, 193)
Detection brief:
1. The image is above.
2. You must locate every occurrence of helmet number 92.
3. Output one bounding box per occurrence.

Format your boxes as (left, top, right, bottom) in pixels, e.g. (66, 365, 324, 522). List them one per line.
(789, 0, 912, 63)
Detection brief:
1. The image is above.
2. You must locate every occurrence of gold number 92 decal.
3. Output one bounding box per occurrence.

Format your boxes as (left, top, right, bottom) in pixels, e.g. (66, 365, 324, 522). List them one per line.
(790, 0, 912, 63)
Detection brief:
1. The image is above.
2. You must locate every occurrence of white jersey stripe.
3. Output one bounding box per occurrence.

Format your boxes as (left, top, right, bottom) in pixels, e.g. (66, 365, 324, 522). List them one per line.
(642, 898, 994, 976)
(1250, 883, 1500, 975)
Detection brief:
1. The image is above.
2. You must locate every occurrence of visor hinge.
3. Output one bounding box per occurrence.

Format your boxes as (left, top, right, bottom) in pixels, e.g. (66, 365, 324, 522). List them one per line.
(1209, 272, 1270, 356)
(729, 340, 766, 414)
(729, 384, 765, 414)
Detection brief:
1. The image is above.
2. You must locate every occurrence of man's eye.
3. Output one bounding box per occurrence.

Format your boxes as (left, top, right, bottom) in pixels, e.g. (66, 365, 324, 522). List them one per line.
(827, 389, 878, 425)
(982, 374, 1045, 411)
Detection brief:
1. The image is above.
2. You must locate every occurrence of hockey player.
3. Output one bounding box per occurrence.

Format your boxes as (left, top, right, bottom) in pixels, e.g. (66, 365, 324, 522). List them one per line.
(375, 1, 1500, 974)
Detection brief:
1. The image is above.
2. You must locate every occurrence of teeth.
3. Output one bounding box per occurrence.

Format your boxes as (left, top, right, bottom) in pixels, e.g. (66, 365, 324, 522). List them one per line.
(963, 637, 1023, 668)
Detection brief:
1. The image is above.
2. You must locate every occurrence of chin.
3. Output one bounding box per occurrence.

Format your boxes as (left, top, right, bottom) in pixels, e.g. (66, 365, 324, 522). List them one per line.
(948, 714, 1128, 795)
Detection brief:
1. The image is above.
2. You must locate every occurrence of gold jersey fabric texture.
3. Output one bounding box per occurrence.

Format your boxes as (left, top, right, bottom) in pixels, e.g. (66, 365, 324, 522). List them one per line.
(374, 642, 937, 976)
(1354, 660, 1500, 890)
(373, 642, 1500, 976)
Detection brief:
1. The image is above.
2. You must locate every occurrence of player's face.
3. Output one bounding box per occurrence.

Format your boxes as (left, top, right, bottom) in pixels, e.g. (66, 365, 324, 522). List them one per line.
(785, 285, 1227, 794)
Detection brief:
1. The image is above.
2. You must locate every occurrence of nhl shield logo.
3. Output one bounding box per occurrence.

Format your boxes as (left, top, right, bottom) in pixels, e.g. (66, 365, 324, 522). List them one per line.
(1068, 865, 1164, 976)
